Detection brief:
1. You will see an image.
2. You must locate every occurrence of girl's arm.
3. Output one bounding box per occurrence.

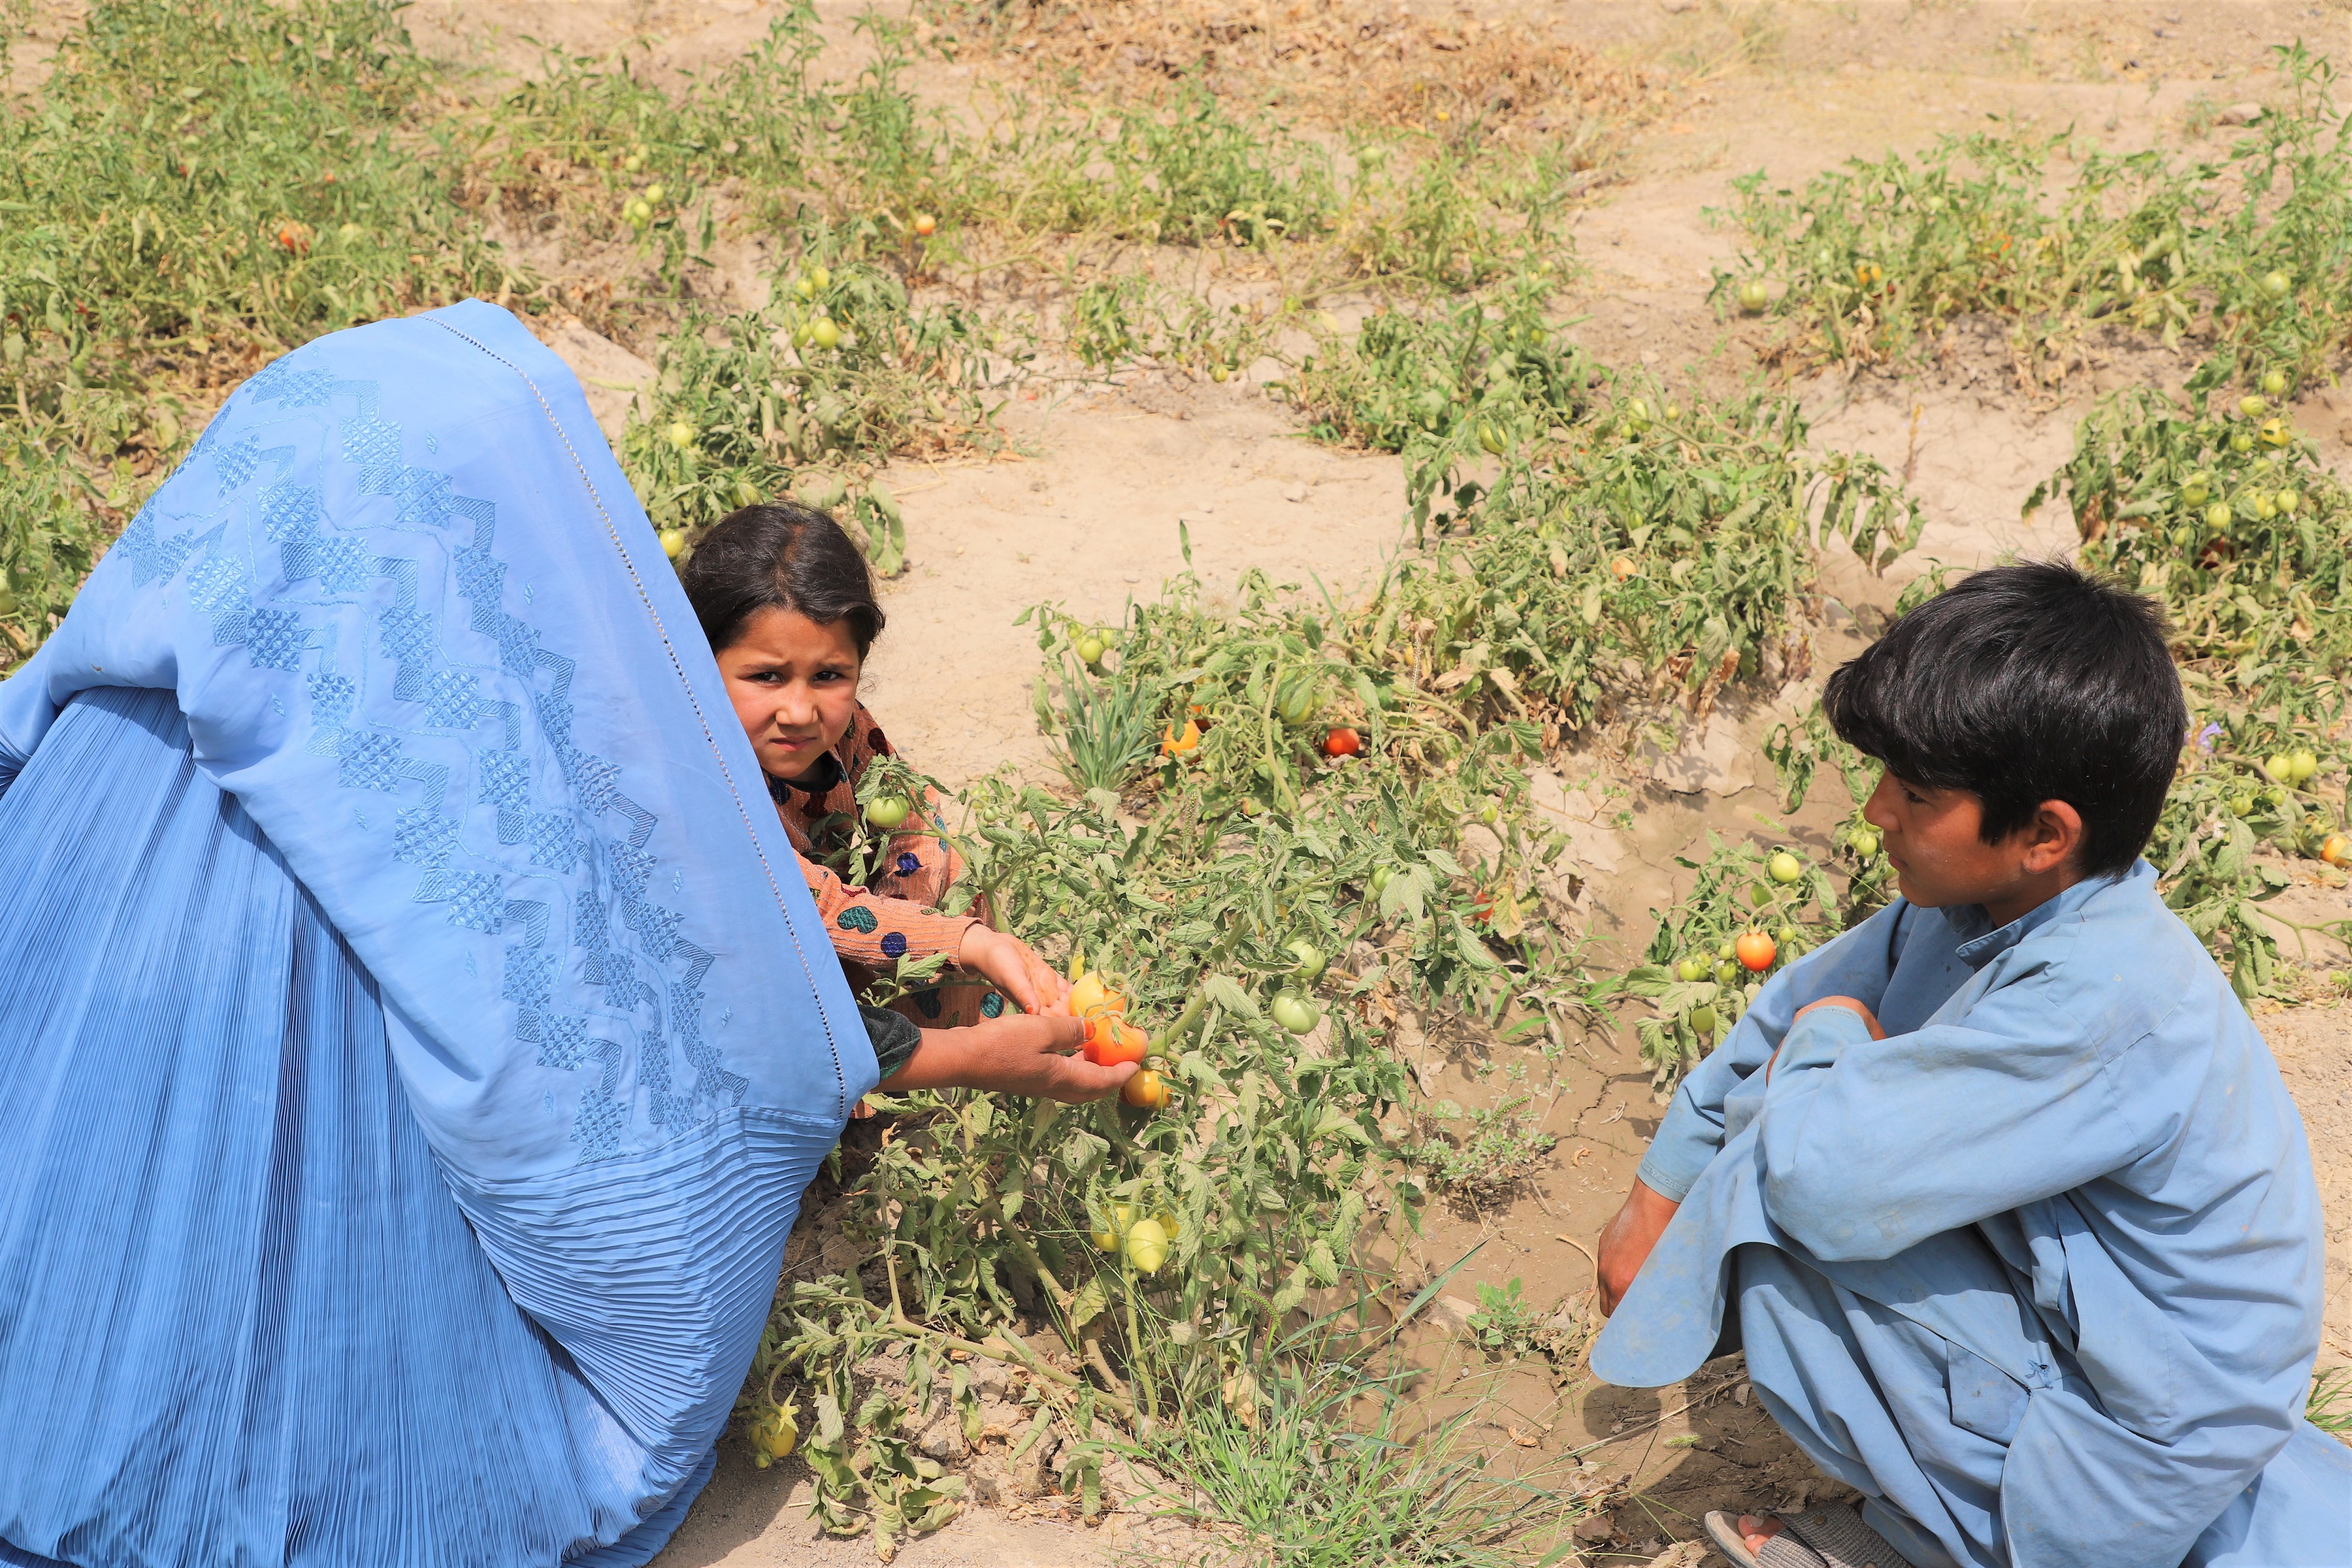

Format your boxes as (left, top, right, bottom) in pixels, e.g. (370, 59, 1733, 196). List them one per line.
(836, 709, 1065, 1013)
(797, 853, 979, 974)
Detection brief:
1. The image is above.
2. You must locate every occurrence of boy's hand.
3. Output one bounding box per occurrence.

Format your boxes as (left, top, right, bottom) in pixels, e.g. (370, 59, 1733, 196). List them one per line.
(1765, 997, 1886, 1084)
(878, 1014, 1134, 1103)
(956, 925, 1069, 1016)
(1596, 1178, 1680, 1316)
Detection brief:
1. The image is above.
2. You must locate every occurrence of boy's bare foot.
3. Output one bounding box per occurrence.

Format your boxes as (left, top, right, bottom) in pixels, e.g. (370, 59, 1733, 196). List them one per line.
(1739, 1515, 1787, 1554)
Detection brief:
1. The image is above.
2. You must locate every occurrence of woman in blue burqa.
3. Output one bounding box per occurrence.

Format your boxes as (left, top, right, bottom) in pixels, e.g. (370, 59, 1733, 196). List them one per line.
(0, 302, 1114, 1565)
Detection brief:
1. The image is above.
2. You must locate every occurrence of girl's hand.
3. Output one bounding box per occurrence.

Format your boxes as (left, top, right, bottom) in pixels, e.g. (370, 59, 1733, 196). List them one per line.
(956, 925, 1069, 1015)
(878, 1014, 1134, 1104)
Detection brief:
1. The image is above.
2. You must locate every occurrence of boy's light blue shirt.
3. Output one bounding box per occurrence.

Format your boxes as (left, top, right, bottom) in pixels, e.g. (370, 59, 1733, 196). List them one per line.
(1596, 861, 2332, 1567)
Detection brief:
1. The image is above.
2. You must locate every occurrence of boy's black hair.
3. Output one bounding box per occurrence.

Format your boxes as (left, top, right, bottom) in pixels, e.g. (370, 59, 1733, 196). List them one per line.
(1823, 560, 2184, 879)
(676, 502, 886, 658)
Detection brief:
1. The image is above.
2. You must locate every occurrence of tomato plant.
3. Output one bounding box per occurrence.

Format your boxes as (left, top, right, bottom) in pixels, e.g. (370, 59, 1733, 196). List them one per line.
(1365, 380, 1920, 741)
(1711, 46, 2352, 389)
(1618, 834, 1839, 1092)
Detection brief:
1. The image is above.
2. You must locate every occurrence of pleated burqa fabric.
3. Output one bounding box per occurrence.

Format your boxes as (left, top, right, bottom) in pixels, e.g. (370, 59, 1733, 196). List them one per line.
(0, 302, 876, 1565)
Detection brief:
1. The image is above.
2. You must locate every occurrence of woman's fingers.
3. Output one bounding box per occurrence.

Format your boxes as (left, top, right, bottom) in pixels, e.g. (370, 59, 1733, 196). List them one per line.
(1042, 1056, 1136, 1104)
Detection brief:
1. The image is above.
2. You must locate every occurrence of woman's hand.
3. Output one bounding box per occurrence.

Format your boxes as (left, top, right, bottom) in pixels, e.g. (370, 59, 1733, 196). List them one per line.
(878, 1014, 1134, 1104)
(956, 924, 1067, 1015)
(1595, 1178, 1680, 1316)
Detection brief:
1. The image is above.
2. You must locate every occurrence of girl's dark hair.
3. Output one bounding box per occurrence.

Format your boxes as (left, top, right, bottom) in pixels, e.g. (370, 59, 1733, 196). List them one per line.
(1823, 560, 2184, 879)
(677, 503, 886, 656)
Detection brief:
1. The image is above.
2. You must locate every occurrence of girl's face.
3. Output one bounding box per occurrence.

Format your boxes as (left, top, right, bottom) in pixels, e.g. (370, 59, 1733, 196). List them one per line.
(716, 606, 863, 781)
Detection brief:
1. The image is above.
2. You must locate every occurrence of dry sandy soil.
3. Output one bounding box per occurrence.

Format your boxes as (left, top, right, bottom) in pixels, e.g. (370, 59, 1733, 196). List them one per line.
(385, 1, 2352, 1561)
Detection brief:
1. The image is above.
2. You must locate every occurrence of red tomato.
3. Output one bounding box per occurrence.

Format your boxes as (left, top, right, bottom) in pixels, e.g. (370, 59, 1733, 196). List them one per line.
(1321, 727, 1361, 758)
(1734, 930, 1777, 971)
(1083, 1017, 1147, 1067)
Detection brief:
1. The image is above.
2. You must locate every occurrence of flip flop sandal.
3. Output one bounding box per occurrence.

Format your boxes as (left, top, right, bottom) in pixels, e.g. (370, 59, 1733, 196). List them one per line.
(1704, 1506, 1916, 1568)
(1704, 1511, 1822, 1568)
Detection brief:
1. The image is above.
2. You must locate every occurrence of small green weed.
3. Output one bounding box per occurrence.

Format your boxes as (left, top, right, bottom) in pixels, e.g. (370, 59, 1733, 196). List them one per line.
(1129, 1359, 1579, 1567)
(1407, 1099, 1557, 1202)
(1035, 654, 1165, 796)
(2309, 1365, 2352, 1437)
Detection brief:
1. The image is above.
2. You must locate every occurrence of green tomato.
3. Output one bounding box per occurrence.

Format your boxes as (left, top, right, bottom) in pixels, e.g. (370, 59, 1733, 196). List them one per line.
(2277, 489, 2301, 515)
(1689, 1004, 1719, 1038)
(664, 420, 697, 450)
(658, 528, 687, 560)
(1735, 279, 1770, 314)
(864, 793, 912, 831)
(2262, 369, 2289, 396)
(1123, 1217, 1170, 1274)
(2240, 395, 2268, 418)
(1287, 940, 1326, 983)
(1676, 957, 1707, 983)
(1277, 680, 1320, 727)
(1716, 939, 1736, 962)
(2170, 525, 2196, 548)
(1849, 827, 1882, 859)
(2182, 472, 2211, 504)
(809, 318, 841, 351)
(1369, 866, 1395, 896)
(1774, 924, 1799, 945)
(2231, 794, 2256, 818)
(1270, 992, 1317, 1035)
(1714, 961, 1741, 987)
(1074, 636, 1106, 665)
(2289, 750, 2319, 783)
(808, 265, 831, 290)
(2206, 502, 2233, 533)
(2230, 430, 2255, 454)
(2262, 269, 2291, 299)
(1767, 851, 1804, 885)
(2265, 753, 2297, 785)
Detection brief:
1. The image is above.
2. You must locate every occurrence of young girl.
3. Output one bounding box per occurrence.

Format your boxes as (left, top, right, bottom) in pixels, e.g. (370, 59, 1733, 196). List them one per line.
(678, 503, 1069, 1060)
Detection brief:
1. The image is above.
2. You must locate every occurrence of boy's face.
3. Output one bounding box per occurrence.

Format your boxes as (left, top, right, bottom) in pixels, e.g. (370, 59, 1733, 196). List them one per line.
(1861, 770, 2084, 925)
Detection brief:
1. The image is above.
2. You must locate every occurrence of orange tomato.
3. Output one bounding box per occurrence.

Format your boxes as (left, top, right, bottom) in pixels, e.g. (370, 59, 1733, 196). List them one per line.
(1121, 1069, 1168, 1110)
(2322, 834, 2351, 868)
(1083, 1017, 1147, 1067)
(1611, 557, 1636, 581)
(1734, 930, 1777, 971)
(1162, 719, 1202, 757)
(275, 221, 311, 255)
(1321, 727, 1361, 758)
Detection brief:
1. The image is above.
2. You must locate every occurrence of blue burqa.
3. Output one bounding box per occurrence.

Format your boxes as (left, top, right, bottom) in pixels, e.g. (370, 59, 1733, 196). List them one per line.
(0, 302, 876, 1564)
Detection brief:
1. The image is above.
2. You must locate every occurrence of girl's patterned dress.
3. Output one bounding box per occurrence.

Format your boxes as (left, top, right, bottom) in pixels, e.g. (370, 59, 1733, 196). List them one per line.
(768, 701, 1006, 1037)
